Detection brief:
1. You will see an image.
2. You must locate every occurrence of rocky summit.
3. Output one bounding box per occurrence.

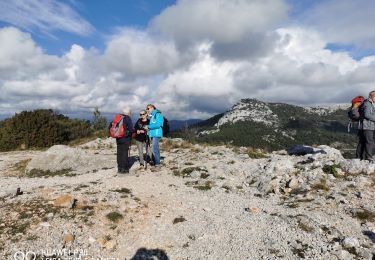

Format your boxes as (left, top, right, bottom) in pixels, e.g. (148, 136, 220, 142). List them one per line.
(0, 138, 374, 259)
(194, 99, 355, 152)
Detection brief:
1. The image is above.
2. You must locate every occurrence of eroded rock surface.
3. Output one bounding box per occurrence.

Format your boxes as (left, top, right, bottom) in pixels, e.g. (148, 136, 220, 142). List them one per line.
(0, 139, 374, 259)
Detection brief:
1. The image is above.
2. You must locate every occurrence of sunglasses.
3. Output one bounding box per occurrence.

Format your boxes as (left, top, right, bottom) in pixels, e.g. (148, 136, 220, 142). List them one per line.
(140, 113, 146, 116)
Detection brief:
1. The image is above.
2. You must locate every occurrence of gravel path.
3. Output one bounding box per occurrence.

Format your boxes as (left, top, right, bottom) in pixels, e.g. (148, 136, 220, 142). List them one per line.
(0, 139, 374, 259)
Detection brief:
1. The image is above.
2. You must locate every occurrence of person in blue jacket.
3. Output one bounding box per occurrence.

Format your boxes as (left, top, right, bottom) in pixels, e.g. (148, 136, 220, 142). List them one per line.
(145, 104, 164, 170)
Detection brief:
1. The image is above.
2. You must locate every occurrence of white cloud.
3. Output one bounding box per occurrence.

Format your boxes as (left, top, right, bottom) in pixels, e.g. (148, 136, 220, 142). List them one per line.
(152, 0, 288, 60)
(2, 0, 375, 120)
(152, 0, 288, 44)
(0, 0, 94, 36)
(297, 0, 375, 49)
(275, 27, 358, 74)
(102, 29, 186, 78)
(0, 27, 59, 79)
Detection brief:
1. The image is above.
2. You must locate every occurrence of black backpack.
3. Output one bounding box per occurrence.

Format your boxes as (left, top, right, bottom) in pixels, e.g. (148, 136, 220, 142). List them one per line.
(156, 111, 170, 136)
(162, 117, 170, 136)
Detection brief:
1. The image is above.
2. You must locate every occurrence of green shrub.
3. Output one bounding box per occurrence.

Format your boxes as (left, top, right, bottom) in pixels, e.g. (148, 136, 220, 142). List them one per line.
(106, 212, 124, 223)
(0, 109, 92, 151)
(322, 164, 341, 178)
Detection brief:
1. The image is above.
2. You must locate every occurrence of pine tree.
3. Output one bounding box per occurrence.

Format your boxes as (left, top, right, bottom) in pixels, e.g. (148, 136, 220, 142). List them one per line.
(92, 107, 107, 131)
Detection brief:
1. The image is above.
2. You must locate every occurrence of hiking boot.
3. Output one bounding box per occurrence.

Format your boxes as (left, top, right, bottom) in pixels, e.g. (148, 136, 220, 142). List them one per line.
(16, 188, 23, 196)
(118, 168, 129, 174)
(151, 165, 161, 172)
(365, 158, 375, 163)
(148, 161, 155, 167)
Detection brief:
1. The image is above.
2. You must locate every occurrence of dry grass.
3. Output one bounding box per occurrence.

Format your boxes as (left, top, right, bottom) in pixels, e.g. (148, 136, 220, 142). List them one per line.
(106, 212, 124, 223)
(9, 159, 31, 176)
(160, 139, 193, 151)
(353, 209, 375, 222)
(246, 148, 268, 159)
(185, 180, 214, 191)
(173, 166, 208, 178)
(298, 221, 314, 233)
(111, 187, 132, 194)
(322, 164, 343, 178)
(0, 198, 61, 241)
(184, 162, 194, 165)
(221, 185, 231, 193)
(194, 181, 214, 191)
(311, 178, 330, 192)
(28, 168, 75, 178)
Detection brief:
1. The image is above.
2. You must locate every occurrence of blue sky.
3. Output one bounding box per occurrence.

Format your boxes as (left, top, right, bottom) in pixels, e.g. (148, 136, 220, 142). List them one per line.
(0, 0, 375, 119)
(0, 0, 177, 55)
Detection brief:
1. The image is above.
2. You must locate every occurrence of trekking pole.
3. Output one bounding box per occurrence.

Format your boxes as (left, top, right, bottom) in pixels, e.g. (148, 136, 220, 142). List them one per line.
(128, 138, 131, 167)
(145, 134, 150, 170)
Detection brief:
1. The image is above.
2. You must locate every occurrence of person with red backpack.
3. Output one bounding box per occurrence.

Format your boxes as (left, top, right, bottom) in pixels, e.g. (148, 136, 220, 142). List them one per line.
(109, 107, 134, 173)
(357, 91, 375, 162)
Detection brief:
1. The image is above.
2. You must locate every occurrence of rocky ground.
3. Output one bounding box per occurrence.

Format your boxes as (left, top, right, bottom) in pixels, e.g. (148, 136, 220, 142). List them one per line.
(0, 138, 374, 260)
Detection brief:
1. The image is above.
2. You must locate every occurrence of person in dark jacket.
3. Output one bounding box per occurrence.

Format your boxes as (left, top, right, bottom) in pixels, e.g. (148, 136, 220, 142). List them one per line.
(116, 107, 134, 173)
(134, 110, 152, 167)
(357, 91, 375, 162)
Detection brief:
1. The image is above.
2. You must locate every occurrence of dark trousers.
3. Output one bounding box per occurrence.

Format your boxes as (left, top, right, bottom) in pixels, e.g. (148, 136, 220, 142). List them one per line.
(356, 129, 374, 160)
(116, 138, 131, 170)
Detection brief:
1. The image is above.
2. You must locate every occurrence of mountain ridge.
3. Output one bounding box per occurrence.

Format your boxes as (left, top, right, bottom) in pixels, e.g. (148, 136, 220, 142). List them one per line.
(182, 98, 356, 153)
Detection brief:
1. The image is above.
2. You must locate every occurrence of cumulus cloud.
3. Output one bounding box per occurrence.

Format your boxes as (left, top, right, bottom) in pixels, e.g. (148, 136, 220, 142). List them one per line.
(1, 0, 375, 120)
(0, 27, 169, 116)
(232, 27, 375, 105)
(296, 0, 375, 49)
(0, 0, 94, 36)
(151, 0, 288, 60)
(0, 27, 59, 79)
(152, 0, 288, 44)
(102, 29, 189, 78)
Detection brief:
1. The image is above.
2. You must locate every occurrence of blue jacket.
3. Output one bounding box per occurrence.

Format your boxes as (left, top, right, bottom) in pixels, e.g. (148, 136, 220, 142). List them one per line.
(148, 110, 164, 138)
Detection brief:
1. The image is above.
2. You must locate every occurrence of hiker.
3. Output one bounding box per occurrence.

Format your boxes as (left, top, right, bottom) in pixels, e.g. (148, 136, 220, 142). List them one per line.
(114, 107, 134, 173)
(357, 91, 375, 162)
(134, 110, 152, 167)
(144, 104, 164, 170)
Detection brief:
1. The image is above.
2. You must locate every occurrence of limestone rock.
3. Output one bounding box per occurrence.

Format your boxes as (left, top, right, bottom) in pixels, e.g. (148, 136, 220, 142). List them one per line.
(104, 240, 117, 250)
(97, 237, 107, 248)
(286, 178, 299, 189)
(39, 222, 51, 228)
(53, 194, 73, 207)
(26, 145, 88, 173)
(342, 237, 360, 249)
(63, 234, 75, 244)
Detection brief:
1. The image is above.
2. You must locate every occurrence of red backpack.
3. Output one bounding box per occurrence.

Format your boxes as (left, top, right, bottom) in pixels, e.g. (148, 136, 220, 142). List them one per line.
(348, 96, 365, 121)
(109, 114, 126, 138)
(347, 96, 365, 132)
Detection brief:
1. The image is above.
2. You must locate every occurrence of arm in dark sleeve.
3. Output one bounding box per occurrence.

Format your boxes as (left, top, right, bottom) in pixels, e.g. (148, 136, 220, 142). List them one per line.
(134, 120, 140, 131)
(127, 117, 134, 133)
(122, 116, 134, 135)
